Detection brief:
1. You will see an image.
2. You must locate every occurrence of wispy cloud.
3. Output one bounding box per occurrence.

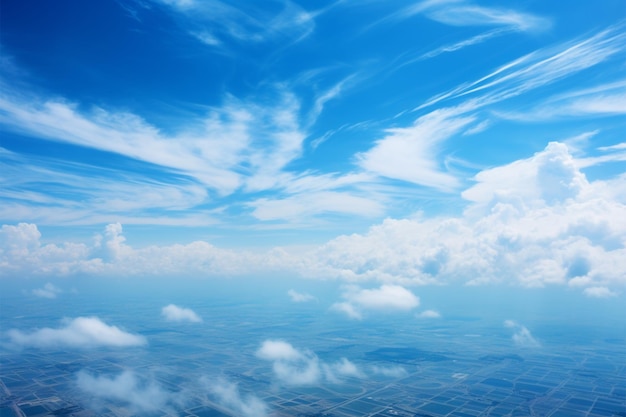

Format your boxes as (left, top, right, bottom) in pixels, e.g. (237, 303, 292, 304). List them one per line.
(32, 282, 62, 299)
(205, 378, 268, 417)
(381, 0, 548, 33)
(0, 87, 307, 196)
(287, 289, 316, 302)
(370, 365, 408, 378)
(77, 370, 180, 413)
(418, 23, 626, 110)
(157, 0, 315, 47)
(357, 107, 475, 190)
(496, 79, 626, 121)
(504, 320, 540, 348)
(256, 340, 364, 386)
(161, 304, 203, 322)
(418, 309, 441, 319)
(583, 286, 618, 298)
(7, 316, 147, 348)
(418, 28, 509, 60)
(420, 1, 549, 32)
(249, 190, 384, 221)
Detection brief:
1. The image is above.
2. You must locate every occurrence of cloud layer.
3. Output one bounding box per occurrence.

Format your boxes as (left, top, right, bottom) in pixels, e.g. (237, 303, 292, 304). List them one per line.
(7, 317, 147, 348)
(1, 142, 624, 298)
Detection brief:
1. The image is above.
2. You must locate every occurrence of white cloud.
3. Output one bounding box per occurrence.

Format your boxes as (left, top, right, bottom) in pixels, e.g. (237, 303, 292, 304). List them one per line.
(76, 370, 177, 413)
(250, 190, 383, 221)
(497, 80, 626, 121)
(419, 24, 626, 110)
(32, 282, 62, 299)
(287, 289, 316, 302)
(159, 0, 315, 46)
(389, 0, 548, 33)
(256, 340, 305, 362)
(325, 358, 365, 383)
(0, 81, 308, 198)
(462, 142, 587, 206)
(7, 317, 147, 348)
(306, 142, 626, 293)
(419, 28, 509, 61)
(418, 309, 441, 319)
(583, 286, 618, 298)
(358, 108, 474, 191)
(2, 142, 625, 296)
(331, 302, 362, 320)
(206, 378, 268, 417)
(332, 285, 419, 319)
(256, 340, 364, 386)
(0, 222, 292, 278)
(504, 320, 540, 348)
(161, 304, 203, 323)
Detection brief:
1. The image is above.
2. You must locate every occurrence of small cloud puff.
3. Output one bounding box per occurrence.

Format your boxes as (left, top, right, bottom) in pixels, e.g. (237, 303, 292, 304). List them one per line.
(7, 317, 146, 348)
(504, 320, 540, 348)
(288, 289, 316, 302)
(332, 285, 419, 319)
(32, 282, 62, 299)
(256, 340, 305, 362)
(161, 304, 202, 323)
(418, 309, 441, 319)
(583, 286, 618, 298)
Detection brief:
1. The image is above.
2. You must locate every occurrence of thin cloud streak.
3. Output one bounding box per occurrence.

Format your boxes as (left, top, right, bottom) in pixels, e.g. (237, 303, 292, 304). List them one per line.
(418, 23, 626, 110)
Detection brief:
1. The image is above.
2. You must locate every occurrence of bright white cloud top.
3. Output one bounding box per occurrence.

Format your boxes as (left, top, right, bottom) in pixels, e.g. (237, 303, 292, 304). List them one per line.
(7, 317, 147, 348)
(161, 304, 203, 323)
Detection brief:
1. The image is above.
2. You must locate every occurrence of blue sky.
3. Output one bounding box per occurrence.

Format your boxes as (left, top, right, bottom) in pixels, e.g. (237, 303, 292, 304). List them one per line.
(1, 1, 625, 296)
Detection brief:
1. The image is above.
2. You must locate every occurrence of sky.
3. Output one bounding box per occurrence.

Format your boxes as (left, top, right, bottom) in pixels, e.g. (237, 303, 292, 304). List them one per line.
(1, 1, 626, 298)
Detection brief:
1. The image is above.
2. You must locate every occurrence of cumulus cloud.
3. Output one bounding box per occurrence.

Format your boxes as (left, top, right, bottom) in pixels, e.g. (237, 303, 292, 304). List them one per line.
(257, 340, 305, 362)
(32, 282, 62, 299)
(306, 142, 626, 294)
(7, 317, 147, 348)
(161, 304, 202, 323)
(332, 285, 419, 319)
(0, 222, 289, 278)
(206, 378, 268, 417)
(504, 320, 540, 348)
(418, 309, 441, 319)
(287, 289, 316, 302)
(256, 340, 363, 386)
